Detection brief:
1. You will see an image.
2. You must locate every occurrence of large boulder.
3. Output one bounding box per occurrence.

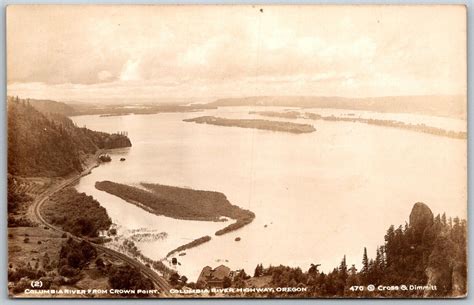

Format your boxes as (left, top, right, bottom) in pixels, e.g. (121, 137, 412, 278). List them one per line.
(409, 202, 434, 238)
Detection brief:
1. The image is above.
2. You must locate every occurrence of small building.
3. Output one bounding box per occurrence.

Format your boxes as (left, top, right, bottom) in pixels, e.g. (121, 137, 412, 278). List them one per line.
(197, 265, 232, 288)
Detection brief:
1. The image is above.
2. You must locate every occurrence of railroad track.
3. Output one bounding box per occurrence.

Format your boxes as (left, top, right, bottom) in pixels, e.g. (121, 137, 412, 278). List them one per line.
(30, 155, 173, 297)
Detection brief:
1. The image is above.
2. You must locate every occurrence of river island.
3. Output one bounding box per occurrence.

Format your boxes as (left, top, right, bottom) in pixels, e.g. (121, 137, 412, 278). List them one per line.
(250, 110, 467, 139)
(95, 181, 255, 236)
(183, 116, 316, 134)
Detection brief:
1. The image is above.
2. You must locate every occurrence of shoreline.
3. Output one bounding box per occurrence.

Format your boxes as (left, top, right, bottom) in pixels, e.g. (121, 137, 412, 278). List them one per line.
(29, 150, 173, 295)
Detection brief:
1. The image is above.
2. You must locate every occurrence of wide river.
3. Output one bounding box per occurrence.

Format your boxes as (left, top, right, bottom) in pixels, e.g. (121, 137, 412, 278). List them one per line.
(72, 106, 466, 281)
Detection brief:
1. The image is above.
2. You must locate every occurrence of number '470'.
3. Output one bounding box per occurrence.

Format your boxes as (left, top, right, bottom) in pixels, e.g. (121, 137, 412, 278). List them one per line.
(349, 286, 364, 291)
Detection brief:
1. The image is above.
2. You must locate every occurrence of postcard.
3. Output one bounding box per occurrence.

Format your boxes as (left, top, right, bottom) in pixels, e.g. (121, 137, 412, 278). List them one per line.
(6, 4, 467, 298)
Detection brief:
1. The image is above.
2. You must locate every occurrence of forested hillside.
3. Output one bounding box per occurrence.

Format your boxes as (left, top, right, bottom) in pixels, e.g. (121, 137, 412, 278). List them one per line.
(23, 98, 76, 116)
(7, 96, 131, 177)
(247, 203, 467, 298)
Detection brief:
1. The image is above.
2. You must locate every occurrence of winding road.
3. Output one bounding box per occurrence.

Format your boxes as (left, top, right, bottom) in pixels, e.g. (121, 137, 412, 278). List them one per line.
(29, 154, 173, 297)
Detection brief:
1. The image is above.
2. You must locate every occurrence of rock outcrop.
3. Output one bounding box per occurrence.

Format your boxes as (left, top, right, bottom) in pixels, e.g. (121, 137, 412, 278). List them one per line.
(408, 202, 468, 298)
(409, 202, 434, 239)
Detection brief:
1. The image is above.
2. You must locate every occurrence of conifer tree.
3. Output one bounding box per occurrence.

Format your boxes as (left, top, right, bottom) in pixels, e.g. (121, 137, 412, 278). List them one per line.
(339, 255, 348, 282)
(362, 247, 369, 271)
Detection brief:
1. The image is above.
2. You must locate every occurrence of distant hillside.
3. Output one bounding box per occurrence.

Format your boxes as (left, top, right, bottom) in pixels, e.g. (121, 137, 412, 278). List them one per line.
(7, 96, 217, 117)
(208, 95, 466, 119)
(7, 97, 131, 177)
(21, 98, 77, 116)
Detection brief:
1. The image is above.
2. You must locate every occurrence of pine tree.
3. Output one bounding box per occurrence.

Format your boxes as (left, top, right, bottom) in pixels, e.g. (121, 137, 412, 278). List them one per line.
(362, 247, 369, 271)
(339, 255, 348, 281)
(442, 213, 447, 226)
(254, 264, 263, 277)
(361, 247, 369, 280)
(379, 246, 386, 270)
(374, 246, 385, 279)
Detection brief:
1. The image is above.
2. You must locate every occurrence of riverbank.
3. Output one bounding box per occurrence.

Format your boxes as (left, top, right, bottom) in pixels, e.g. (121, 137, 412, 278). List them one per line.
(183, 116, 315, 134)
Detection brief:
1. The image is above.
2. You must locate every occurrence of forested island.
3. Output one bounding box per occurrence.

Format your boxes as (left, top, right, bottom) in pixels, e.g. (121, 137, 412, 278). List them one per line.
(183, 116, 315, 134)
(95, 181, 255, 236)
(250, 110, 467, 139)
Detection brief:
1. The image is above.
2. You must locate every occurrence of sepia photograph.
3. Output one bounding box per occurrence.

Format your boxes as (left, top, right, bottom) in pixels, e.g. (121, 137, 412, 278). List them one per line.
(5, 4, 467, 299)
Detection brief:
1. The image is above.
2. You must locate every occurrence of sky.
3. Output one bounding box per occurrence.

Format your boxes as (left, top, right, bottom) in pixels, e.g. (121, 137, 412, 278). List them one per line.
(7, 5, 467, 102)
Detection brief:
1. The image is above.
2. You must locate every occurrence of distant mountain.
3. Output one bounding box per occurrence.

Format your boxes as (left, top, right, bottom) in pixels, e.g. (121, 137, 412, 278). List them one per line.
(207, 95, 466, 119)
(7, 96, 131, 177)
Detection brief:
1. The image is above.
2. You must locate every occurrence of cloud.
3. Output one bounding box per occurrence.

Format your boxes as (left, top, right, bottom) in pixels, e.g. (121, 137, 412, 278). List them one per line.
(6, 5, 466, 100)
(120, 59, 142, 81)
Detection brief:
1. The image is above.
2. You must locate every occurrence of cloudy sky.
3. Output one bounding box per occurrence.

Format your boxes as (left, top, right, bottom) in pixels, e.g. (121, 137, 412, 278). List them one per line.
(7, 5, 466, 102)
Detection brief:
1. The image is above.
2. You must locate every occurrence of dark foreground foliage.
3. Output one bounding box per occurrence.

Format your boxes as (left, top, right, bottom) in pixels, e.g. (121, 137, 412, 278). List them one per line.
(7, 176, 32, 213)
(58, 238, 98, 278)
(43, 187, 112, 237)
(108, 265, 154, 294)
(250, 203, 466, 298)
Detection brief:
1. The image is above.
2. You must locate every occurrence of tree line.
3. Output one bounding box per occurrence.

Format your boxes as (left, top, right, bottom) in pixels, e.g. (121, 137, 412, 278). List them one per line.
(249, 203, 466, 298)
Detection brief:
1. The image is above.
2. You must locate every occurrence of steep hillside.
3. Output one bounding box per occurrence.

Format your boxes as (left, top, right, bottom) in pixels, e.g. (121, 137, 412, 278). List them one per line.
(7, 97, 131, 177)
